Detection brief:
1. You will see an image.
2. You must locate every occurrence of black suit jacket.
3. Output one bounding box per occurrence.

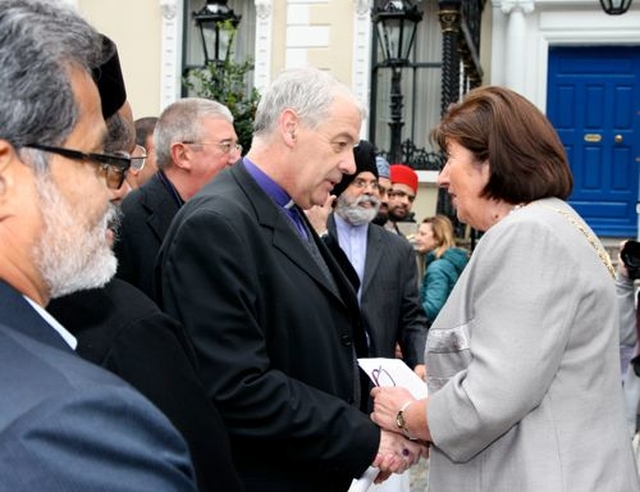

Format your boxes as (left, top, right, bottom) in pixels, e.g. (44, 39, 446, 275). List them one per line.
(115, 172, 181, 300)
(158, 162, 379, 492)
(47, 279, 244, 492)
(328, 216, 429, 368)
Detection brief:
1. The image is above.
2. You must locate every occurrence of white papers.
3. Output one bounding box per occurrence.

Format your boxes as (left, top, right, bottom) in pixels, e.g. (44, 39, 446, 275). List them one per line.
(349, 466, 380, 492)
(348, 358, 428, 492)
(358, 357, 428, 399)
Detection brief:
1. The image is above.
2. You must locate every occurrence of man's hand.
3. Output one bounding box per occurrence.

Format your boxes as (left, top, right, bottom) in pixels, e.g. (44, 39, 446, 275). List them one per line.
(371, 430, 428, 483)
(304, 194, 335, 234)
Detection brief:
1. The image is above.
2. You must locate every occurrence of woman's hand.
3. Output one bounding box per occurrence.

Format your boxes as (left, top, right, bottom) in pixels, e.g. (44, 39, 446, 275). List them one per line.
(371, 386, 431, 442)
(370, 386, 415, 432)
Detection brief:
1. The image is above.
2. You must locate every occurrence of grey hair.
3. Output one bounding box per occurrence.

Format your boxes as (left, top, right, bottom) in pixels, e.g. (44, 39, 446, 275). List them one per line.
(154, 97, 234, 170)
(105, 111, 135, 154)
(135, 117, 158, 147)
(0, 0, 104, 171)
(253, 67, 367, 137)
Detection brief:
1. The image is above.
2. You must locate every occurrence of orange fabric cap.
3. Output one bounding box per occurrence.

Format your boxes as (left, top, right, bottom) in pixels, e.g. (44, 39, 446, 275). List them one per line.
(390, 164, 418, 194)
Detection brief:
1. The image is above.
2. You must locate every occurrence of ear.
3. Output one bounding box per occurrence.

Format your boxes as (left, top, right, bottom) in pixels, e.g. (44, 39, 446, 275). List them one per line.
(279, 109, 299, 148)
(0, 140, 17, 201)
(480, 159, 491, 184)
(0, 140, 31, 218)
(170, 142, 192, 171)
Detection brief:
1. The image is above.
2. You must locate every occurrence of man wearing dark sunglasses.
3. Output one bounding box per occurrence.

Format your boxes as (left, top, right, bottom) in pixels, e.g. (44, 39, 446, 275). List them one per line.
(0, 2, 198, 490)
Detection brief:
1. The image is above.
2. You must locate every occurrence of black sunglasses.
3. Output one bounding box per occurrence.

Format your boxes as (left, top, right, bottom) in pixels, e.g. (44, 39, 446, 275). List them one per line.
(24, 143, 132, 190)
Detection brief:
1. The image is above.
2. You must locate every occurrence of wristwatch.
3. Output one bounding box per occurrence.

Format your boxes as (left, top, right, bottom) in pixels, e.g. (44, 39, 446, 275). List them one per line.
(396, 400, 415, 440)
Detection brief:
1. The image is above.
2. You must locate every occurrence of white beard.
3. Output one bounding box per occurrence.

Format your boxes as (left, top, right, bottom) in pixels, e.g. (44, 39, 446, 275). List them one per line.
(32, 172, 119, 299)
(336, 193, 380, 226)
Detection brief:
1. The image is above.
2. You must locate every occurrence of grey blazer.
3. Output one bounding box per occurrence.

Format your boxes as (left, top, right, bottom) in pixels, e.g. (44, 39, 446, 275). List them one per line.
(0, 281, 197, 491)
(425, 198, 640, 492)
(328, 215, 428, 368)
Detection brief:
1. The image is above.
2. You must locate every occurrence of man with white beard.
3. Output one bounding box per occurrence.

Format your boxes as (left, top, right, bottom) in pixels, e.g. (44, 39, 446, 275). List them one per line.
(309, 140, 428, 374)
(0, 1, 198, 489)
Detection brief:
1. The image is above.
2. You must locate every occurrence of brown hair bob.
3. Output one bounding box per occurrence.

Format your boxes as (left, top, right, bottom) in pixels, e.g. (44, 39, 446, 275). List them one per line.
(431, 86, 573, 202)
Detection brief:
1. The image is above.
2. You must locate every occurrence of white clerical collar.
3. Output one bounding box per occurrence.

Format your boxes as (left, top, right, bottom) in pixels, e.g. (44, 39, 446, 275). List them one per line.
(23, 295, 77, 350)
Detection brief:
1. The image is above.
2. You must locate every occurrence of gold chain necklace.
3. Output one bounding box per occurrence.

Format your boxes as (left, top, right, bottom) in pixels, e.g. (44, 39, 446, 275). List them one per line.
(543, 205, 615, 279)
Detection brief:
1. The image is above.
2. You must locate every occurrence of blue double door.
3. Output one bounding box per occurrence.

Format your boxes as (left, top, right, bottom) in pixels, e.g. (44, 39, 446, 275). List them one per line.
(547, 46, 640, 237)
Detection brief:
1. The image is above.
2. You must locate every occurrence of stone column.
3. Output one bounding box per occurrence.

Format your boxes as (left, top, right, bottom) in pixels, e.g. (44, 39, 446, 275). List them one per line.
(500, 0, 534, 94)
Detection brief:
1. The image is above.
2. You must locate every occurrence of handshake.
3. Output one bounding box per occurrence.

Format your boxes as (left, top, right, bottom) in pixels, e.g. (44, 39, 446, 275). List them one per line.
(367, 386, 431, 485)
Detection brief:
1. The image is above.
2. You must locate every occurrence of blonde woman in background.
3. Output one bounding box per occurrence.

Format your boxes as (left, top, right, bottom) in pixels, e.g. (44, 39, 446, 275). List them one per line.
(415, 215, 469, 326)
(410, 215, 468, 381)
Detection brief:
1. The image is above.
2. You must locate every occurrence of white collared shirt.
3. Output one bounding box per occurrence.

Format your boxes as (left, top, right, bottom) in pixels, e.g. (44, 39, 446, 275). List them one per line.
(334, 214, 369, 304)
(23, 295, 77, 350)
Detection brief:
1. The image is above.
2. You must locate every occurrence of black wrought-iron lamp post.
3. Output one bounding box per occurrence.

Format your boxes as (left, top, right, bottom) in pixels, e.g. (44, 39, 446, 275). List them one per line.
(372, 0, 422, 164)
(193, 0, 241, 65)
(599, 0, 633, 15)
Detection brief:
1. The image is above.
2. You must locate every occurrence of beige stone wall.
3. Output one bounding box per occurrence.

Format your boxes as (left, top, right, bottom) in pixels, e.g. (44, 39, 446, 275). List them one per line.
(76, 0, 163, 119)
(270, 0, 355, 85)
(306, 0, 355, 84)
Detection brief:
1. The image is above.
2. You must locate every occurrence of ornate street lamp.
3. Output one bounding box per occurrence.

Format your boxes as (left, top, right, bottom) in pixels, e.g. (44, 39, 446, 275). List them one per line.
(372, 0, 423, 164)
(193, 0, 241, 65)
(599, 0, 633, 15)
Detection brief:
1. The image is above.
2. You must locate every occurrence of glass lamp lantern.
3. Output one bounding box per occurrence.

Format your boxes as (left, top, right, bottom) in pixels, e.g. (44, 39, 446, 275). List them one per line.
(193, 0, 241, 64)
(599, 0, 633, 15)
(372, 0, 423, 67)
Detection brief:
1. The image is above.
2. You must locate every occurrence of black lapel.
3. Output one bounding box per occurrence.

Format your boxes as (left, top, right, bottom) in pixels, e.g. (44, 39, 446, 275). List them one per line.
(232, 164, 346, 304)
(362, 224, 384, 295)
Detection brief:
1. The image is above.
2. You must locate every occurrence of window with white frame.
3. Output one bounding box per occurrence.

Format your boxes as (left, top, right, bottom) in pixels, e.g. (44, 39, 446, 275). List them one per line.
(182, 0, 257, 96)
(369, 0, 442, 165)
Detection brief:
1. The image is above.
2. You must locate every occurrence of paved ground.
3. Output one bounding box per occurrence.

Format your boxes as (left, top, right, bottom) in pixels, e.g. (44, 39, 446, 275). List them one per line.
(409, 457, 429, 491)
(408, 436, 640, 491)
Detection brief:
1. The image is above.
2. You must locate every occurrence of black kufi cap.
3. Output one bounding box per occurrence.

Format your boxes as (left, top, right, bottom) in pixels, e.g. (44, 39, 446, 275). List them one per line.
(92, 35, 127, 119)
(332, 139, 379, 197)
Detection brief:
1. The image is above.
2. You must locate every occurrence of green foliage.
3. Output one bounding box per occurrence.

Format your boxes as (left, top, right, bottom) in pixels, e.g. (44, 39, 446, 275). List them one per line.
(183, 24, 260, 153)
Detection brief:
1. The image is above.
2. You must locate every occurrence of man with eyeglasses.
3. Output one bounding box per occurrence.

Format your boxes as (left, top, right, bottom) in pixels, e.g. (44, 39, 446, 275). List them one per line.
(0, 1, 198, 489)
(115, 97, 239, 300)
(104, 99, 148, 200)
(133, 116, 159, 188)
(372, 155, 392, 226)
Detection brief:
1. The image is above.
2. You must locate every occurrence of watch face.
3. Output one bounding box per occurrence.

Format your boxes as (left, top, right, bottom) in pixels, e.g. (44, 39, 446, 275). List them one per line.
(396, 411, 405, 429)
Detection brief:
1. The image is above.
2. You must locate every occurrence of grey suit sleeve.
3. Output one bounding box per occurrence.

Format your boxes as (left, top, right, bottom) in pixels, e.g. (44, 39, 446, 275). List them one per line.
(428, 220, 578, 461)
(0, 385, 198, 492)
